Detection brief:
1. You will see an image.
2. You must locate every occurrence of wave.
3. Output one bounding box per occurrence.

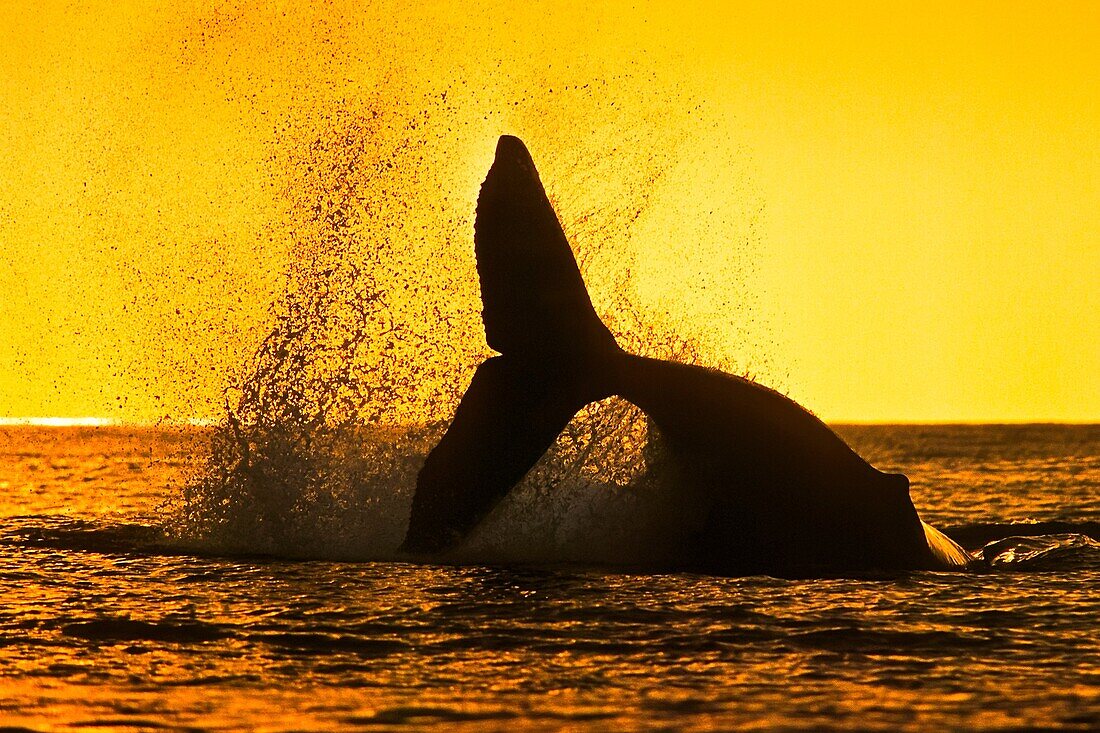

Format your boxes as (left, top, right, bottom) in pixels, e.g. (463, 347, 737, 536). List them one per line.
(976, 532, 1100, 570)
(1, 515, 169, 555)
(943, 520, 1100, 569)
(914, 519, 1099, 569)
(7, 512, 1099, 574)
(62, 618, 229, 643)
(944, 520, 1100, 546)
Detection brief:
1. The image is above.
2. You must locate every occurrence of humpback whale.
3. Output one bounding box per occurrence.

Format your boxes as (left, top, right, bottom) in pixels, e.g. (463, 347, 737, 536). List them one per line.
(401, 135, 972, 575)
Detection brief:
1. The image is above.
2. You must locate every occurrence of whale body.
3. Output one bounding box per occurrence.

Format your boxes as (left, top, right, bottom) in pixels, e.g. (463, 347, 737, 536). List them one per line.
(401, 135, 972, 575)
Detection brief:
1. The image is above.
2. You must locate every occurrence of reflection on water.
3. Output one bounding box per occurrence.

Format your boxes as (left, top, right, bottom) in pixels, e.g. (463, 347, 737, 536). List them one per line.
(0, 425, 1098, 730)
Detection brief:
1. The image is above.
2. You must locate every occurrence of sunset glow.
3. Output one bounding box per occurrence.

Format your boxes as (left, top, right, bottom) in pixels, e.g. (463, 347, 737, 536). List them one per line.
(2, 0, 1097, 422)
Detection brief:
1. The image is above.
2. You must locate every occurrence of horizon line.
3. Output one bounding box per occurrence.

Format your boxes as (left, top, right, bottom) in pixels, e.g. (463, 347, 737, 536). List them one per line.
(0, 416, 1097, 428)
(0, 417, 218, 427)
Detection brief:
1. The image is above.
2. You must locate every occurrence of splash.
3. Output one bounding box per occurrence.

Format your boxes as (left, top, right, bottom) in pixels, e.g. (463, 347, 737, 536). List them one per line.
(162, 48, 764, 562)
(166, 96, 478, 558)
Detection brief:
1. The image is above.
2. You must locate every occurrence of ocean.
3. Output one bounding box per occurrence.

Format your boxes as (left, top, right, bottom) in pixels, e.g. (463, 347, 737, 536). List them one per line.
(1, 423, 1097, 731)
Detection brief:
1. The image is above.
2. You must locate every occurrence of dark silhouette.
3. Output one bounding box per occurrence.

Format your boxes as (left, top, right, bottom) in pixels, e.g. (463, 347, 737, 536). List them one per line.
(401, 135, 972, 575)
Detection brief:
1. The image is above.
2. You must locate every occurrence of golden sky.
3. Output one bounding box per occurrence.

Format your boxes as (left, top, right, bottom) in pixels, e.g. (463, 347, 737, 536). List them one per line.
(1, 0, 1097, 423)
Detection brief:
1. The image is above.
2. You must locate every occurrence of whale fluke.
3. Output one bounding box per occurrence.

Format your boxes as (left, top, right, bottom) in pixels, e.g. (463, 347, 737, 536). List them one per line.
(474, 135, 618, 361)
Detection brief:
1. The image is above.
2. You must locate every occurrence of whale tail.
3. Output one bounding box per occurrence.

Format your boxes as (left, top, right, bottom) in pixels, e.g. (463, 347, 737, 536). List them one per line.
(400, 136, 621, 553)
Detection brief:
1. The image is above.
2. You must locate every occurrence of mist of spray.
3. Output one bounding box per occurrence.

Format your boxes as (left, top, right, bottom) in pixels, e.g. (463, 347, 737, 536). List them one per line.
(162, 44, 763, 562)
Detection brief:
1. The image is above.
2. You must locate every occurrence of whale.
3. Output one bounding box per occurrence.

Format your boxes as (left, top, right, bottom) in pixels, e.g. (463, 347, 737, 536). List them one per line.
(400, 135, 973, 575)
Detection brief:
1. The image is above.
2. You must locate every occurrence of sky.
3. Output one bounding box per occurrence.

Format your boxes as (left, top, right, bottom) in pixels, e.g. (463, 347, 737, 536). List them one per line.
(1, 0, 1097, 423)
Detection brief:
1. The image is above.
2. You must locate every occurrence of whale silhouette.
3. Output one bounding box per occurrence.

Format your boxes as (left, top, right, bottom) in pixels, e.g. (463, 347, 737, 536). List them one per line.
(401, 135, 972, 575)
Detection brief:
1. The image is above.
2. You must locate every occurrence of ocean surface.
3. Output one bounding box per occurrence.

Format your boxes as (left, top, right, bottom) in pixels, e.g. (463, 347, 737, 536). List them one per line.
(1, 424, 1097, 731)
